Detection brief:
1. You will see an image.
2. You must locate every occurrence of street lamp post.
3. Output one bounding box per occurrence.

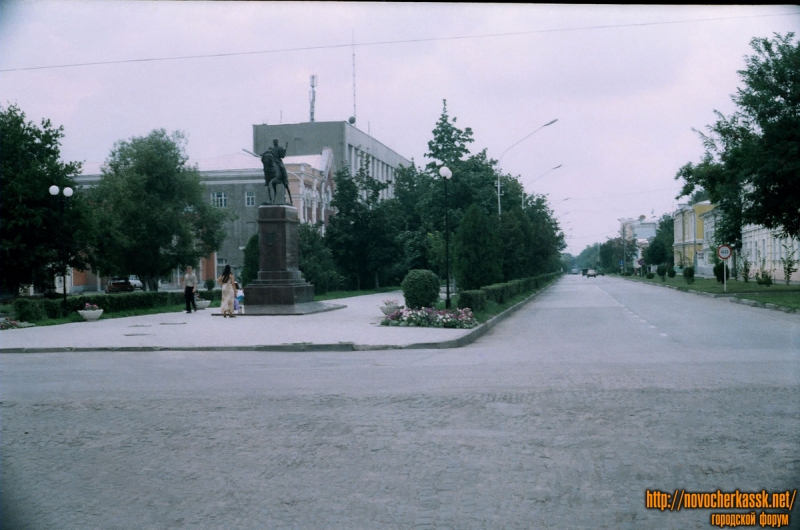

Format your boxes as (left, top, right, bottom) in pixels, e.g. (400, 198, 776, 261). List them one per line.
(49, 185, 73, 316)
(522, 164, 563, 208)
(439, 166, 453, 309)
(497, 118, 558, 215)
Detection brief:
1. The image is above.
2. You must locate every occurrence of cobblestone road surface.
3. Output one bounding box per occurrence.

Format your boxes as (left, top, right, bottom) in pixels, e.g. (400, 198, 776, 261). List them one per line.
(3, 276, 799, 529)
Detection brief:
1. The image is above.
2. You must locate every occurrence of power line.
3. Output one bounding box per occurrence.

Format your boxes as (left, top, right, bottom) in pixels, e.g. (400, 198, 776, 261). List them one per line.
(2, 12, 796, 73)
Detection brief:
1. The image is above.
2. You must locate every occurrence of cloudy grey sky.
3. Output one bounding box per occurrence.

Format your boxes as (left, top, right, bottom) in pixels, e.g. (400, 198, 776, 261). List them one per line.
(1, 2, 798, 254)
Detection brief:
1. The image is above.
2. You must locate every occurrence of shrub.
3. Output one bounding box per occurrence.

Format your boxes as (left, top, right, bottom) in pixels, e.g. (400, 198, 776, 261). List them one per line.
(713, 262, 730, 283)
(646, 272, 655, 279)
(13, 298, 45, 322)
(740, 255, 751, 283)
(656, 265, 666, 281)
(457, 290, 486, 312)
(667, 266, 676, 278)
(683, 266, 695, 284)
(755, 272, 773, 286)
(401, 269, 440, 309)
(205, 279, 216, 291)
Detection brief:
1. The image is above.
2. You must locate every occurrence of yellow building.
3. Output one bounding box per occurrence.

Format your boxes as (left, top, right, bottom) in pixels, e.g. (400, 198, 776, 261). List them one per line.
(673, 201, 715, 268)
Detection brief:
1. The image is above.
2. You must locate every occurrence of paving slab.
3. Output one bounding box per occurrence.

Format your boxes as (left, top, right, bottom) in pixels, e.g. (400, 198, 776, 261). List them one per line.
(0, 291, 475, 352)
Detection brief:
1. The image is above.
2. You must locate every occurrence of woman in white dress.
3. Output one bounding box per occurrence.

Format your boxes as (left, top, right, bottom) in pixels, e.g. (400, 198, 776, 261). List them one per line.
(217, 265, 236, 317)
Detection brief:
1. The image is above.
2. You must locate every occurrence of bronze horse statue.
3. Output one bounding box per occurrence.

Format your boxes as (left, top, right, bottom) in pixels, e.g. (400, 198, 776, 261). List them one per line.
(260, 139, 292, 205)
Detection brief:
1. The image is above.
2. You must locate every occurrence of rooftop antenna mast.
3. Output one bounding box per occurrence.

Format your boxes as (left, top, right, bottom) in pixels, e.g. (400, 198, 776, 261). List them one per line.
(309, 74, 317, 122)
(350, 29, 357, 127)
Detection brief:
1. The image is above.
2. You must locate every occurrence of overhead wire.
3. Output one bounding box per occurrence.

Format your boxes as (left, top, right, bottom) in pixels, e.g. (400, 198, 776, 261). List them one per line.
(1, 12, 796, 72)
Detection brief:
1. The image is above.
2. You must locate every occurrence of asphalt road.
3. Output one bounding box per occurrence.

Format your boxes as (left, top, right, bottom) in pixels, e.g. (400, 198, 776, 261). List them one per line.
(2, 275, 798, 529)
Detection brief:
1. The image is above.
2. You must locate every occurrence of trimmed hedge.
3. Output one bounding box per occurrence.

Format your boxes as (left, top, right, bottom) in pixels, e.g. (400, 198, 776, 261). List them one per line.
(457, 272, 561, 310)
(457, 290, 487, 312)
(12, 289, 223, 322)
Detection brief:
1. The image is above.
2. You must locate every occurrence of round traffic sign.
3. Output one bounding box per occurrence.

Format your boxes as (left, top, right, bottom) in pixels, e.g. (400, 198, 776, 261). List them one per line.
(717, 245, 732, 260)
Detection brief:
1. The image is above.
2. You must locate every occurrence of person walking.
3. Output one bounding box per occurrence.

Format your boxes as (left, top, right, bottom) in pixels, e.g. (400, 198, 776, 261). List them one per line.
(218, 265, 236, 317)
(183, 266, 198, 313)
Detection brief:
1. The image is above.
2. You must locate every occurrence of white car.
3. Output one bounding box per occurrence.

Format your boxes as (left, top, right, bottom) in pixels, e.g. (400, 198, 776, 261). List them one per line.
(129, 275, 144, 290)
(586, 270, 598, 278)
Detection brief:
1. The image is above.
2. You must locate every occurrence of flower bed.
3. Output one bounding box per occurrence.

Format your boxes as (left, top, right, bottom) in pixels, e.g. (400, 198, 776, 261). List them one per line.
(381, 307, 478, 329)
(0, 319, 35, 330)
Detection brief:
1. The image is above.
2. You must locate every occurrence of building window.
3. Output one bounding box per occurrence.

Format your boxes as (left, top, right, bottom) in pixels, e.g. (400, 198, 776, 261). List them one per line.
(246, 192, 255, 207)
(211, 192, 227, 208)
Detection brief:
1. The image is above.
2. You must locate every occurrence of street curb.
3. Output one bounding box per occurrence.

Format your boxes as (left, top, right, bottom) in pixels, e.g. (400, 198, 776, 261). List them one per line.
(620, 277, 799, 315)
(0, 281, 560, 354)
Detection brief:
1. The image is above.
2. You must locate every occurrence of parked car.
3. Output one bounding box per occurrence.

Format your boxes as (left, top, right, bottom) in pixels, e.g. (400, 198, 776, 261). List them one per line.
(129, 275, 143, 290)
(586, 269, 598, 278)
(570, 269, 579, 275)
(106, 277, 134, 294)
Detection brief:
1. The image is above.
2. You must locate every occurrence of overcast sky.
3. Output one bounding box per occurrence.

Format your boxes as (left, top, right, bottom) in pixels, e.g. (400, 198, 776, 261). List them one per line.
(2, 2, 798, 254)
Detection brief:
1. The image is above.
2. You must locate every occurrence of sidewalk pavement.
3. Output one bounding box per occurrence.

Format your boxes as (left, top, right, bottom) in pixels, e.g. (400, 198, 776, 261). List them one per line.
(0, 291, 503, 353)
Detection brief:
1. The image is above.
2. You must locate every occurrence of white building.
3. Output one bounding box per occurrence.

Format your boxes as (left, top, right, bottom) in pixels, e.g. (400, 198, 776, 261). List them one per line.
(741, 224, 800, 283)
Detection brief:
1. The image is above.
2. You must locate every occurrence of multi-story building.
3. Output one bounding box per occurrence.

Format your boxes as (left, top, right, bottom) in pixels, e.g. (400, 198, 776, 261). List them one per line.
(673, 201, 715, 269)
(73, 148, 337, 291)
(253, 121, 411, 200)
(741, 224, 800, 283)
(619, 214, 658, 269)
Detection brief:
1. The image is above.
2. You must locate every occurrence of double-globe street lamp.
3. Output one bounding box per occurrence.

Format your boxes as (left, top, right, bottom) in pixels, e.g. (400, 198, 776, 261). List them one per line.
(496, 118, 558, 215)
(439, 165, 453, 309)
(49, 185, 73, 316)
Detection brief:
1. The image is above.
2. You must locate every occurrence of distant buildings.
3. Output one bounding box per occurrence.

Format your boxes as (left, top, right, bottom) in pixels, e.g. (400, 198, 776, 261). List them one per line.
(69, 121, 411, 292)
(672, 201, 714, 270)
(253, 121, 411, 201)
(619, 215, 658, 268)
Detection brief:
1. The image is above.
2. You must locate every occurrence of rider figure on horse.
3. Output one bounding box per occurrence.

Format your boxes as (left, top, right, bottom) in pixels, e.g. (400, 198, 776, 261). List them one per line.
(261, 139, 292, 205)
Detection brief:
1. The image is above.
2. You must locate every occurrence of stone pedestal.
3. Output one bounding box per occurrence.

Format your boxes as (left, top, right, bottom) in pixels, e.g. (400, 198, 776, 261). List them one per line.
(242, 205, 344, 315)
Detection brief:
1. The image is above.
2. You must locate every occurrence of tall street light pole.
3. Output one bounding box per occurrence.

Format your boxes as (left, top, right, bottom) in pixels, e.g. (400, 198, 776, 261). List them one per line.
(497, 118, 558, 216)
(522, 163, 562, 208)
(439, 166, 453, 309)
(49, 184, 73, 316)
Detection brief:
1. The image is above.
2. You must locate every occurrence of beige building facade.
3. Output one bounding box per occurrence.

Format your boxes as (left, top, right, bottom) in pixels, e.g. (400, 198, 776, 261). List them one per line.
(673, 201, 715, 269)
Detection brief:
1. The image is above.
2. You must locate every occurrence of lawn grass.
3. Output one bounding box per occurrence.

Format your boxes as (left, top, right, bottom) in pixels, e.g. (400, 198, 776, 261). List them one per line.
(735, 292, 800, 310)
(623, 274, 800, 295)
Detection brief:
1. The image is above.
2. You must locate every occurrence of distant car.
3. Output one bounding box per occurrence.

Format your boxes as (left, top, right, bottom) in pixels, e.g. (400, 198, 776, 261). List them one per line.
(571, 269, 579, 275)
(129, 275, 143, 290)
(106, 277, 134, 294)
(586, 269, 598, 278)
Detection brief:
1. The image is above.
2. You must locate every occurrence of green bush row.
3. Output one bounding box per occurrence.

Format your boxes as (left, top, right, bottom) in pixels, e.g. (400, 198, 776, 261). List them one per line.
(13, 289, 222, 322)
(457, 272, 561, 311)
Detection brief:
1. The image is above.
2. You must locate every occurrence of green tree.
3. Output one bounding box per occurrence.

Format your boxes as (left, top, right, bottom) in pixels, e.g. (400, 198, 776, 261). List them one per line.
(576, 243, 601, 270)
(88, 129, 229, 290)
(424, 99, 474, 172)
(677, 33, 800, 239)
(298, 223, 339, 294)
(523, 193, 565, 275)
(599, 236, 638, 273)
(0, 104, 93, 295)
(453, 204, 502, 290)
(325, 159, 397, 289)
(239, 234, 259, 287)
(643, 214, 674, 265)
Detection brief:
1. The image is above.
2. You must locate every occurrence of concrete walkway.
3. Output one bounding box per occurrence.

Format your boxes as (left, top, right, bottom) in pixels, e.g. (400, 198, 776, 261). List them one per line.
(0, 290, 507, 353)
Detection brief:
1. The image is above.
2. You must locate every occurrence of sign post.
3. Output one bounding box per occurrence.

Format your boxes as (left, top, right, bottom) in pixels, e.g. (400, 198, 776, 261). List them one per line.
(717, 245, 732, 292)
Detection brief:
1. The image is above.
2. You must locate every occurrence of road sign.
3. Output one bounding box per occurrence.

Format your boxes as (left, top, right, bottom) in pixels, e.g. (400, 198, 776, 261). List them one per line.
(638, 258, 646, 266)
(717, 245, 732, 260)
(619, 260, 624, 266)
